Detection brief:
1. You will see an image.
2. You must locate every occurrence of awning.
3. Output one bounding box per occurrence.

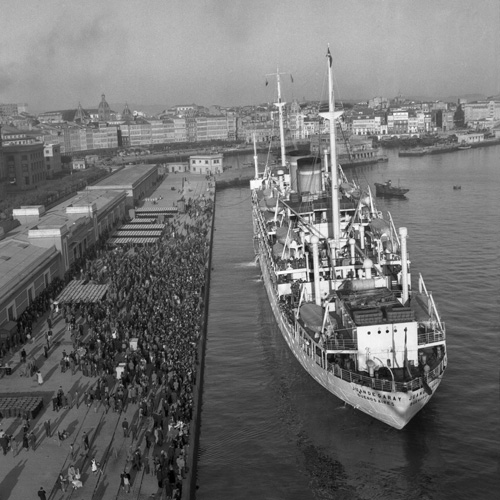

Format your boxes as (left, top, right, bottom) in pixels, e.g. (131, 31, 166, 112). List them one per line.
(56, 280, 109, 304)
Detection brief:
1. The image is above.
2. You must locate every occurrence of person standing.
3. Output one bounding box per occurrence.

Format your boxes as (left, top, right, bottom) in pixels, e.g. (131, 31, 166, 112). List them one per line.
(29, 431, 36, 451)
(57, 473, 68, 492)
(0, 434, 8, 455)
(122, 417, 129, 437)
(22, 432, 29, 451)
(82, 431, 89, 453)
(37, 370, 44, 385)
(121, 470, 131, 493)
(11, 437, 19, 457)
(67, 464, 76, 483)
(37, 487, 47, 500)
(43, 419, 51, 437)
(132, 448, 142, 470)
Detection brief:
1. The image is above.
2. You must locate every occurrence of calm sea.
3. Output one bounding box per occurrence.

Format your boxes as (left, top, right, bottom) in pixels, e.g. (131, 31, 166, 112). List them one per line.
(197, 146, 500, 500)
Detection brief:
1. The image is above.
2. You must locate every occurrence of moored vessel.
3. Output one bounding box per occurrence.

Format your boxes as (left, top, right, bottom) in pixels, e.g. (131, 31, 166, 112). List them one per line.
(374, 180, 409, 198)
(250, 48, 447, 429)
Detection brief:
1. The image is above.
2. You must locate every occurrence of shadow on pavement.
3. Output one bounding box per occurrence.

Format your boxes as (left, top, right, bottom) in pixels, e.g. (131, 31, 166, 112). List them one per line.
(0, 458, 27, 498)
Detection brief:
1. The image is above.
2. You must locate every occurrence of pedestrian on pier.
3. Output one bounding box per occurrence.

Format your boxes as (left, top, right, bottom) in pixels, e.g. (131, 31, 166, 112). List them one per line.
(11, 437, 19, 456)
(91, 457, 101, 474)
(22, 432, 29, 451)
(58, 473, 68, 492)
(120, 470, 131, 493)
(82, 431, 89, 452)
(122, 417, 129, 437)
(29, 432, 36, 451)
(43, 419, 51, 437)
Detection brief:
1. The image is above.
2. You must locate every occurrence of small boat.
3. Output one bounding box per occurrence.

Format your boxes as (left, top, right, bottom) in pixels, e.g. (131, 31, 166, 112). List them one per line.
(453, 185, 461, 190)
(374, 180, 409, 198)
(458, 142, 471, 150)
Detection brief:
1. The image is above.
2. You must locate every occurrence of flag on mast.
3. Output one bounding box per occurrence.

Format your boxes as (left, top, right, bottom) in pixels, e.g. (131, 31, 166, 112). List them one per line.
(327, 47, 332, 67)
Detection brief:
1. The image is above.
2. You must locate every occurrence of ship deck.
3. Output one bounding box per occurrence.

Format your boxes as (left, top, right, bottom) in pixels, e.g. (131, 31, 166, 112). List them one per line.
(284, 195, 357, 215)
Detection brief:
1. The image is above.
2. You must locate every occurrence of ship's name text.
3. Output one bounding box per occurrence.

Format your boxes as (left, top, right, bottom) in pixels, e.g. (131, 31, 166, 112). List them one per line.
(352, 387, 401, 406)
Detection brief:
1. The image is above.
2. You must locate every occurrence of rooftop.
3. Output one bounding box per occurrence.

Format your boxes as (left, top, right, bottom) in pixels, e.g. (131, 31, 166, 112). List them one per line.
(0, 239, 58, 302)
(88, 164, 157, 188)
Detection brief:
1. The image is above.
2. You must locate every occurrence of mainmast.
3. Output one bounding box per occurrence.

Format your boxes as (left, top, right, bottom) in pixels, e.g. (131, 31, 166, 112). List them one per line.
(267, 69, 287, 168)
(319, 46, 343, 242)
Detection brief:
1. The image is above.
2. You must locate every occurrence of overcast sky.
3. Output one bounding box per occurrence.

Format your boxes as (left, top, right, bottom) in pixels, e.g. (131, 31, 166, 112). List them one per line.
(0, 0, 498, 113)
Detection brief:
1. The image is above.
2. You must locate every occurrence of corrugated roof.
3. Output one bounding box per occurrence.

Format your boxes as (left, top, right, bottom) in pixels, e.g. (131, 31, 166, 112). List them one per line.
(55, 280, 109, 304)
(113, 231, 162, 237)
(108, 237, 158, 245)
(119, 224, 165, 230)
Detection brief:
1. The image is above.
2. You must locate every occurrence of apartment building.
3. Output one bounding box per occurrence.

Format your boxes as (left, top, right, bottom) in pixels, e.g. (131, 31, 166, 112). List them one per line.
(3, 143, 46, 189)
(463, 100, 500, 125)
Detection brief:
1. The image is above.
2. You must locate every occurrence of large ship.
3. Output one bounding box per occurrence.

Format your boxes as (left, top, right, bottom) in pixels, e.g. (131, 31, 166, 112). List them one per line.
(250, 49, 447, 430)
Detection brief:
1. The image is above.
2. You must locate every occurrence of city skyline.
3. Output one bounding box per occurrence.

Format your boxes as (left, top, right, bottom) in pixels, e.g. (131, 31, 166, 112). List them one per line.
(0, 0, 499, 113)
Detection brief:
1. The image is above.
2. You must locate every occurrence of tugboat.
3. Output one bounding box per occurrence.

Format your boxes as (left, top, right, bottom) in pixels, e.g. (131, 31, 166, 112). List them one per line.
(374, 180, 409, 198)
(250, 47, 446, 429)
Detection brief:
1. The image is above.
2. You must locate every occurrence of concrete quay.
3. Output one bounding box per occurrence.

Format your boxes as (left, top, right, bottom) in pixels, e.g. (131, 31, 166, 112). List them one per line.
(0, 171, 214, 500)
(0, 310, 160, 500)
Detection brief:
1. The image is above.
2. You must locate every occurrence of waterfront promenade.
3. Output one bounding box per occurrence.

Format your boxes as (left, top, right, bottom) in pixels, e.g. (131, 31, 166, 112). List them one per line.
(0, 170, 213, 500)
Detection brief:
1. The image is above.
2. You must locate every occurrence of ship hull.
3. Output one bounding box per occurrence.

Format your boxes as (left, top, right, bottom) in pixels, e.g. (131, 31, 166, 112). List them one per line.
(253, 210, 442, 429)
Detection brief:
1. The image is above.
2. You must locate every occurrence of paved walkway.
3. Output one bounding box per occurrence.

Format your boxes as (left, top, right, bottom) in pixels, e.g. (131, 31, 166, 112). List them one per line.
(0, 304, 167, 500)
(0, 171, 212, 500)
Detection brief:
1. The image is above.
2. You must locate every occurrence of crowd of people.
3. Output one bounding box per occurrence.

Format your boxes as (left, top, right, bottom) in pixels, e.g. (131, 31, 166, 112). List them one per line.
(0, 190, 212, 498)
(48, 196, 212, 498)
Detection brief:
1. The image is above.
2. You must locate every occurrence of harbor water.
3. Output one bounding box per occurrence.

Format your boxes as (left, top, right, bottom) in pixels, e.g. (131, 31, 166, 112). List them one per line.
(197, 146, 500, 500)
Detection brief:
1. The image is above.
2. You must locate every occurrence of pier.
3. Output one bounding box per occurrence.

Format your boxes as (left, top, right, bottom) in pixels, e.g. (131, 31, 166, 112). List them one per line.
(0, 170, 215, 500)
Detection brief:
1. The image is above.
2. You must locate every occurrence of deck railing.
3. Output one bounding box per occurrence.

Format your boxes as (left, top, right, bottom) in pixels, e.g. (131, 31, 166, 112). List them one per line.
(327, 357, 447, 394)
(324, 338, 358, 351)
(418, 327, 446, 345)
